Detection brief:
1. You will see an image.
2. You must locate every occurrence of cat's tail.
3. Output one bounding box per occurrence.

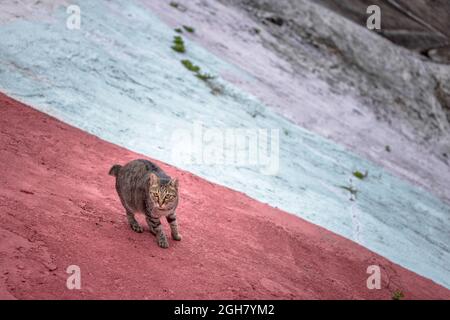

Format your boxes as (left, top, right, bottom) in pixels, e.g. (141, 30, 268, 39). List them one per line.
(108, 164, 122, 177)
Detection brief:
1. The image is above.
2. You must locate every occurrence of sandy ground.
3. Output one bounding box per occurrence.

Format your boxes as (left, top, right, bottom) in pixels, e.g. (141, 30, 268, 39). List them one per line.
(1, 93, 449, 299)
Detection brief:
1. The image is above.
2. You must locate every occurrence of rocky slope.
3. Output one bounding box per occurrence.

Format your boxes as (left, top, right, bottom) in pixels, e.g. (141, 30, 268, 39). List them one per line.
(1, 93, 449, 299)
(213, 0, 450, 202)
(0, 0, 449, 294)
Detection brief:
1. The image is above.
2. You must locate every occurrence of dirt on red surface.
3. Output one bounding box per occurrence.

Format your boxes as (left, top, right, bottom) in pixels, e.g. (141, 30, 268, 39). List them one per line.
(0, 92, 449, 300)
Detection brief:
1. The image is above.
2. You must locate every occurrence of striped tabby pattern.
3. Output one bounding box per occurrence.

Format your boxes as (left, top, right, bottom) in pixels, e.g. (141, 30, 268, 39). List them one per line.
(109, 159, 181, 248)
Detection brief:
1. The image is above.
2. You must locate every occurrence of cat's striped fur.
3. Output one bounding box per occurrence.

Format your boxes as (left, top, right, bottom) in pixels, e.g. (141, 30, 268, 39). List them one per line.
(109, 159, 181, 248)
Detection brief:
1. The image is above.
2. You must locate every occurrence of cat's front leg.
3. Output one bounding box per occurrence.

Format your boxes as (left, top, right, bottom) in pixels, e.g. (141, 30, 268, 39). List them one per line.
(146, 214, 169, 248)
(167, 211, 182, 241)
(127, 211, 143, 233)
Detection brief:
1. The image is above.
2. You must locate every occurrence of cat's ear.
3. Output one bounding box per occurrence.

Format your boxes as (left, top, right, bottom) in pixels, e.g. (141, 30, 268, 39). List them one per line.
(170, 178, 179, 190)
(149, 173, 159, 187)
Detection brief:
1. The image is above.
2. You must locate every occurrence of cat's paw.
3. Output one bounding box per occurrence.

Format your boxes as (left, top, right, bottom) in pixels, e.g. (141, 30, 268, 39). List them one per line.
(172, 233, 182, 241)
(130, 223, 143, 233)
(157, 234, 169, 248)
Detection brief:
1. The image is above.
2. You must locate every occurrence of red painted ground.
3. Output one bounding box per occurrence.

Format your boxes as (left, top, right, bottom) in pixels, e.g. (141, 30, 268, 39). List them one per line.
(0, 93, 449, 300)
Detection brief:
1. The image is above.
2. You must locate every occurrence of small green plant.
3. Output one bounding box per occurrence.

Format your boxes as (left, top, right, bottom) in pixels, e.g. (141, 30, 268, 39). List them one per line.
(181, 59, 200, 72)
(174, 28, 183, 33)
(173, 36, 184, 45)
(392, 290, 404, 300)
(171, 34, 219, 94)
(169, 1, 187, 12)
(352, 170, 368, 180)
(171, 35, 185, 53)
(196, 72, 215, 81)
(171, 43, 185, 53)
(183, 25, 195, 33)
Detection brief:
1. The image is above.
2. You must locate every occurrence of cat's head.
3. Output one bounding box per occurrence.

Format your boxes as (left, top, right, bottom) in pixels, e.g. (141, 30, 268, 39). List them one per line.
(148, 173, 179, 210)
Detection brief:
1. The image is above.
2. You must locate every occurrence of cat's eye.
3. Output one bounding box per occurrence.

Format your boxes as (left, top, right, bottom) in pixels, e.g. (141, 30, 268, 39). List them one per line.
(152, 193, 159, 198)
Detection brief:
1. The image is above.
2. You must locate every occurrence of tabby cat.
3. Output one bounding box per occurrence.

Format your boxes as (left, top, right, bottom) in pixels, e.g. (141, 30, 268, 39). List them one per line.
(109, 159, 181, 248)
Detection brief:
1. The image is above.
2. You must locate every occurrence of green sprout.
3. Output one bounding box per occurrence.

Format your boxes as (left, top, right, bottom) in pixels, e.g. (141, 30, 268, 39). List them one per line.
(183, 25, 195, 33)
(352, 170, 368, 180)
(169, 1, 187, 12)
(171, 35, 185, 53)
(195, 72, 215, 81)
(392, 290, 404, 300)
(181, 59, 200, 72)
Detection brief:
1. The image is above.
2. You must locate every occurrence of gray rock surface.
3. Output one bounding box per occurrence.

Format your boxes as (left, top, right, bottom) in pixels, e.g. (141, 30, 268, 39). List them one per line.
(214, 0, 450, 202)
(315, 0, 450, 56)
